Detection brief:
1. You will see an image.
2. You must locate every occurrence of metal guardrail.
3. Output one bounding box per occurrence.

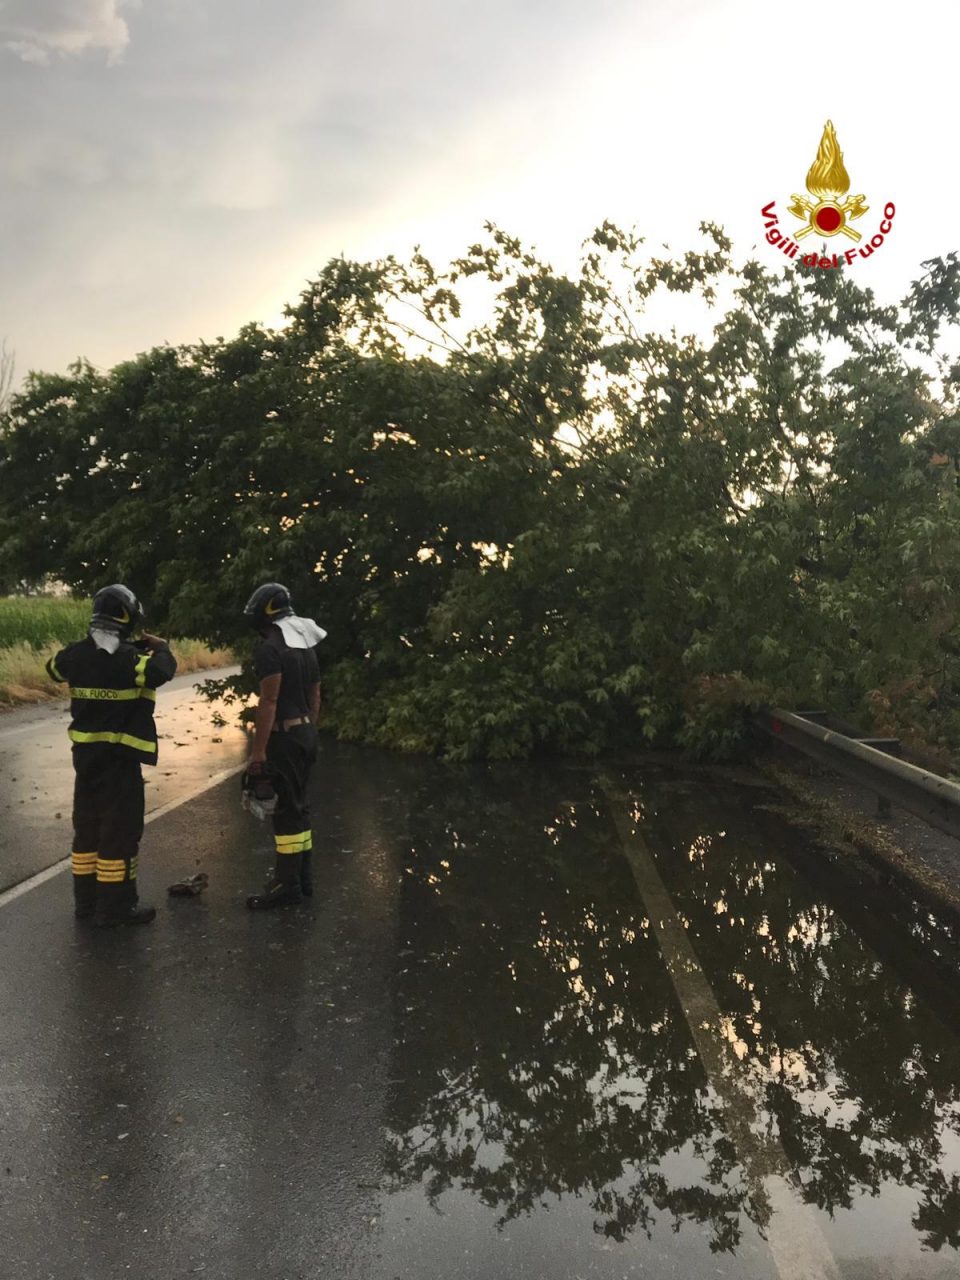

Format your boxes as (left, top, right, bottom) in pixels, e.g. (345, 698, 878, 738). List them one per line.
(754, 707, 960, 842)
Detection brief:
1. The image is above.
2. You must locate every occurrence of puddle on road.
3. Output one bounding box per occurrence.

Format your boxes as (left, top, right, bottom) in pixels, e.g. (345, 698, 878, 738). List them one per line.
(376, 763, 960, 1280)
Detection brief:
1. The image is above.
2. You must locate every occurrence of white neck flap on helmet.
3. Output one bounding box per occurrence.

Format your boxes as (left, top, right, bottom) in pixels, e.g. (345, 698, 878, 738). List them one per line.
(89, 627, 122, 653)
(275, 616, 327, 649)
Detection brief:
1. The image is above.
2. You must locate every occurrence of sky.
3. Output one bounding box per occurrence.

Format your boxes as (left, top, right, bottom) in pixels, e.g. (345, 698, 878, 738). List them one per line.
(1, 0, 957, 384)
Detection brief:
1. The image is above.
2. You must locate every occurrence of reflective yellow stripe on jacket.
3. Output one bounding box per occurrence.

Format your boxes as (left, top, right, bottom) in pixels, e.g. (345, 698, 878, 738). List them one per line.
(70, 686, 157, 703)
(134, 654, 150, 688)
(68, 730, 157, 754)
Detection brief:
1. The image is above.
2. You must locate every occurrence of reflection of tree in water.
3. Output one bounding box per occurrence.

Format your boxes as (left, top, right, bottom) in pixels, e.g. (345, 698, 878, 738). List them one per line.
(382, 768, 960, 1259)
(915, 1172, 960, 1253)
(383, 771, 767, 1252)
(649, 790, 960, 1253)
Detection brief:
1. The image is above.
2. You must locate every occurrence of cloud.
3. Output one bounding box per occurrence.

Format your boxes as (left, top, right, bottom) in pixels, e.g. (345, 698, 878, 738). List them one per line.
(3, 0, 952, 390)
(0, 0, 132, 65)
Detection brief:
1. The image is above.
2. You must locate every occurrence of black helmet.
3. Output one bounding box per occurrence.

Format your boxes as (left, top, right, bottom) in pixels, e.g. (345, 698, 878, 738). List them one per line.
(244, 582, 294, 630)
(91, 584, 144, 639)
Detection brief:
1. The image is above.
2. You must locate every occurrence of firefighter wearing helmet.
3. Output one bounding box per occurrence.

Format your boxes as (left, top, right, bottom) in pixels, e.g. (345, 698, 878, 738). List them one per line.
(45, 585, 178, 926)
(243, 582, 326, 909)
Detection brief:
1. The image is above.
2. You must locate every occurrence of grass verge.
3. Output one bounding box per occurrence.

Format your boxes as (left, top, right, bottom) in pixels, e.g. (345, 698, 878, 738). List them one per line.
(0, 638, 235, 708)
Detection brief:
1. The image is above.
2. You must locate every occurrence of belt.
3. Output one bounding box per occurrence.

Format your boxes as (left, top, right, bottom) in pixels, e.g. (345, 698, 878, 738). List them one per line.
(272, 715, 311, 733)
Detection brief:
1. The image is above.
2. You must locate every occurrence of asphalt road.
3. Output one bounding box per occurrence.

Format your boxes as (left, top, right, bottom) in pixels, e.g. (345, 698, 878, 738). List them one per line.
(2, 700, 960, 1280)
(0, 667, 247, 894)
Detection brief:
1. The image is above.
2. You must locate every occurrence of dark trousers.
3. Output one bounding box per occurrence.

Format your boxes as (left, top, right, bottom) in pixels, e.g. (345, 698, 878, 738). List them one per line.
(71, 747, 145, 916)
(266, 724, 317, 885)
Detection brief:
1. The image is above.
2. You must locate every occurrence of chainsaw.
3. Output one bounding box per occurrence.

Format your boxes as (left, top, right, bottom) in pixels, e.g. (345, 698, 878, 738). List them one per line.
(240, 769, 278, 821)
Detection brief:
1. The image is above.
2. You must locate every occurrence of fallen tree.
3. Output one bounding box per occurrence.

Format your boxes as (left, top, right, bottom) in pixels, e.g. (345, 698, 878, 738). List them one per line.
(1, 225, 959, 759)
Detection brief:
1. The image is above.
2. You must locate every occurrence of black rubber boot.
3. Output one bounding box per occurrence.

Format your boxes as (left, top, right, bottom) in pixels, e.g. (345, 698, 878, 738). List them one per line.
(74, 876, 97, 920)
(300, 850, 313, 898)
(247, 878, 302, 910)
(94, 876, 155, 927)
(93, 903, 157, 928)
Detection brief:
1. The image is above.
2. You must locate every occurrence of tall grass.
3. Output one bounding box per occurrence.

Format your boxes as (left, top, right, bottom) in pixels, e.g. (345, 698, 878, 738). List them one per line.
(0, 599, 235, 706)
(0, 638, 236, 706)
(0, 597, 90, 648)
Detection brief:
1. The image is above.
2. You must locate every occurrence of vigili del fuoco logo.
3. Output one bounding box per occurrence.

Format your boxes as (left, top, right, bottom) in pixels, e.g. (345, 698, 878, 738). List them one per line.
(760, 121, 895, 270)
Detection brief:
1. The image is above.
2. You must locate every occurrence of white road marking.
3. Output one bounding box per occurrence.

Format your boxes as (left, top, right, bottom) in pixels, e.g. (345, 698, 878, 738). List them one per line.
(602, 784, 842, 1280)
(0, 857, 69, 907)
(0, 762, 244, 911)
(142, 763, 244, 824)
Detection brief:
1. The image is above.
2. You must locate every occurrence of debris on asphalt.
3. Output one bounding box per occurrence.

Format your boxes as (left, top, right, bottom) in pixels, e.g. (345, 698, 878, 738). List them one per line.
(167, 873, 209, 897)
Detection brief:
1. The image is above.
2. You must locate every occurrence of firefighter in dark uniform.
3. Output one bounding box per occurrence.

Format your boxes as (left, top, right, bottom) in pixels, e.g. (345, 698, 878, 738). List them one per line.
(46, 585, 177, 926)
(243, 583, 325, 909)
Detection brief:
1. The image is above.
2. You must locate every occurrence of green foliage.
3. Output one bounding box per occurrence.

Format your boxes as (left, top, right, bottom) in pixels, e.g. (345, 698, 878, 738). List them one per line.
(2, 228, 959, 758)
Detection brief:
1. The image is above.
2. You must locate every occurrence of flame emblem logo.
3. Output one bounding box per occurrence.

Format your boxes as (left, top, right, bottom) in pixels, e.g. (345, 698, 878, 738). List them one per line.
(787, 121, 868, 242)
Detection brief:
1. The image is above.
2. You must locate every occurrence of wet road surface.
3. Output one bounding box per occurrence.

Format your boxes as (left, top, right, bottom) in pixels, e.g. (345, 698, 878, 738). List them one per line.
(1, 730, 959, 1279)
(0, 667, 246, 893)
